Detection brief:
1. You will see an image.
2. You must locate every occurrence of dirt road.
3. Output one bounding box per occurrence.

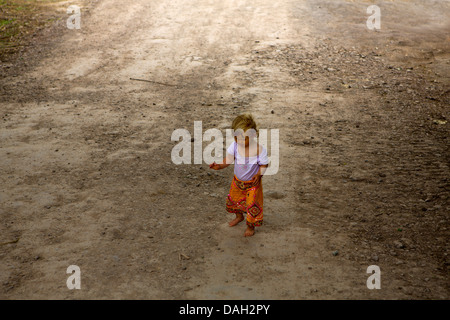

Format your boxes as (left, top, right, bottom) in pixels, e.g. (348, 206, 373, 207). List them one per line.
(0, 0, 449, 299)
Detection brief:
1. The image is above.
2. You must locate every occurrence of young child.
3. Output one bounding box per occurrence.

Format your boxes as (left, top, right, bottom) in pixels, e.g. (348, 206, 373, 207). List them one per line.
(209, 114, 269, 237)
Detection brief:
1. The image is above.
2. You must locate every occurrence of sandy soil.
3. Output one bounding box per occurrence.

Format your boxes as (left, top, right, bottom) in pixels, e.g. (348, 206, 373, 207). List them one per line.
(0, 0, 449, 299)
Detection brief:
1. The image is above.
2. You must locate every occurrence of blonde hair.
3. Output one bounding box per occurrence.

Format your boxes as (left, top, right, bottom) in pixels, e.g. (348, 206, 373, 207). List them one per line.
(231, 113, 259, 137)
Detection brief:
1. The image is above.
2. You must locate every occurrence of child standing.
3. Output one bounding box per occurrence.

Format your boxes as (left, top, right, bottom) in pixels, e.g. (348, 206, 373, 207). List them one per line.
(209, 114, 269, 237)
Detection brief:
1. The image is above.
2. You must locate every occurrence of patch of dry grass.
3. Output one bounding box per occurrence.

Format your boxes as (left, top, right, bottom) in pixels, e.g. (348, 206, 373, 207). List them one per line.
(0, 0, 84, 61)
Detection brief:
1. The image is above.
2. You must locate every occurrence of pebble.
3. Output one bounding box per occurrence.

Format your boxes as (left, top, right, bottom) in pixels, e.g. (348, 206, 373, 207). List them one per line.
(394, 240, 405, 249)
(266, 191, 286, 199)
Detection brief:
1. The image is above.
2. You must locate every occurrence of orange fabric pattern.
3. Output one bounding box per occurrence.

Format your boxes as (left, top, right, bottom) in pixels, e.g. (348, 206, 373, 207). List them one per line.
(226, 175, 263, 227)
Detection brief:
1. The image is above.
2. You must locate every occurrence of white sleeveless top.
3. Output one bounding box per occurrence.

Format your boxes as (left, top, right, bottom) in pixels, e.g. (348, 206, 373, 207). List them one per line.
(227, 141, 270, 181)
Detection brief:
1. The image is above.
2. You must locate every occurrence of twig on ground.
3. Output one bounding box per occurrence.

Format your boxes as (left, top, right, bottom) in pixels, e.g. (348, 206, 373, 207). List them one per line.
(0, 238, 20, 246)
(129, 78, 177, 87)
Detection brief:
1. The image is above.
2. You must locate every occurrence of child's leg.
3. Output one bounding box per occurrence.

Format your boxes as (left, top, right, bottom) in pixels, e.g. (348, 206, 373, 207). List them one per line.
(244, 184, 263, 236)
(244, 225, 255, 237)
(226, 176, 247, 227)
(229, 213, 244, 227)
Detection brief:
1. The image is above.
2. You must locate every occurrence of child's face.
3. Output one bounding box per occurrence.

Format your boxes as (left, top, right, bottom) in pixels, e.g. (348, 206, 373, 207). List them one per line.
(234, 129, 256, 147)
(234, 135, 250, 147)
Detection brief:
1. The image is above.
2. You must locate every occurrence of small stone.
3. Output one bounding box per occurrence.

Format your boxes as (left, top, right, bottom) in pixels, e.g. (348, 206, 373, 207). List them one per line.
(266, 191, 286, 199)
(394, 240, 405, 249)
(332, 250, 339, 256)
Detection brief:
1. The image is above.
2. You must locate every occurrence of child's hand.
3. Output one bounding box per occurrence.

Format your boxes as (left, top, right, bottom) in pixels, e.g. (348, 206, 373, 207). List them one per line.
(252, 173, 262, 186)
(209, 161, 221, 170)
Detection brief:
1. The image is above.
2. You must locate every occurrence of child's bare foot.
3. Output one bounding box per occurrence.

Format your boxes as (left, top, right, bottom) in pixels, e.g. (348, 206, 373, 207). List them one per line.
(244, 226, 255, 237)
(229, 213, 244, 227)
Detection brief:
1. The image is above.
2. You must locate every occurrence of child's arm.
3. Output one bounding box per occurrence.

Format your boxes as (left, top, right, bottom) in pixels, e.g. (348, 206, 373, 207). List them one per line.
(209, 151, 234, 170)
(252, 164, 268, 185)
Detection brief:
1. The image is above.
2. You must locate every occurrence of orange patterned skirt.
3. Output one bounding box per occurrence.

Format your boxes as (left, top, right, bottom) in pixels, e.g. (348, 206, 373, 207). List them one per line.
(226, 175, 263, 227)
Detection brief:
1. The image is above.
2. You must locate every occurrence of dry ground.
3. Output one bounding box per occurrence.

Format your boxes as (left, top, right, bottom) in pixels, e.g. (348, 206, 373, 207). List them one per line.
(0, 0, 449, 299)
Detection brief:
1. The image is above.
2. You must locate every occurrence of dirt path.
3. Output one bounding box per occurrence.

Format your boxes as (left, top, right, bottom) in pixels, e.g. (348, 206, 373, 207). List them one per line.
(0, 0, 448, 299)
